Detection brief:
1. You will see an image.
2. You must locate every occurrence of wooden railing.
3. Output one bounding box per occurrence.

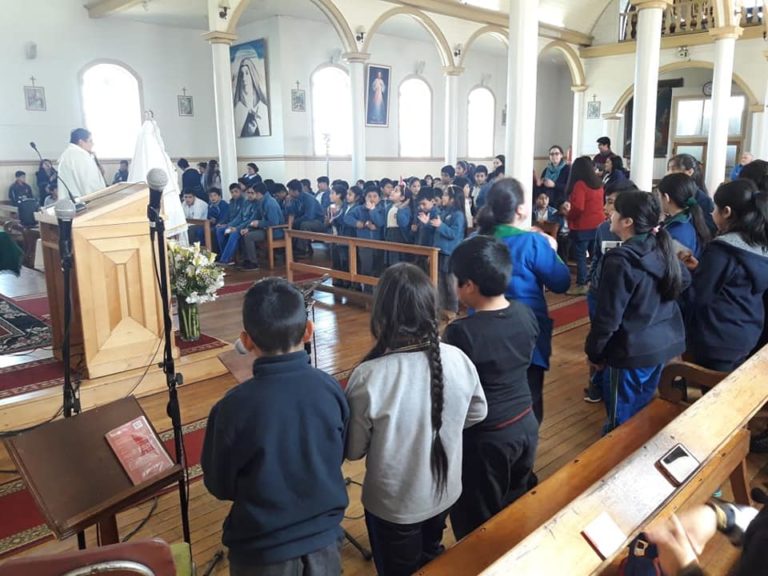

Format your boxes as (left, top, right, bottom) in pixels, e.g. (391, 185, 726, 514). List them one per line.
(620, 0, 765, 41)
(283, 230, 440, 292)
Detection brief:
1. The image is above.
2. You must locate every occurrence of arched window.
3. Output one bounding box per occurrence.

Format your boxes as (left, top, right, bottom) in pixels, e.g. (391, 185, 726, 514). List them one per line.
(311, 66, 352, 156)
(467, 87, 495, 158)
(81, 62, 142, 158)
(399, 77, 432, 157)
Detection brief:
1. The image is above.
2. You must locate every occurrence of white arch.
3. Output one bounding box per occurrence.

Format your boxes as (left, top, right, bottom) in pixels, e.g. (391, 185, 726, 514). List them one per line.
(539, 40, 586, 88)
(458, 25, 508, 68)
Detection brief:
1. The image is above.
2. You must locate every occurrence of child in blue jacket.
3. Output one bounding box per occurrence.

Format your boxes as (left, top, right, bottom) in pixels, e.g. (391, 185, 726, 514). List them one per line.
(344, 185, 385, 291)
(384, 184, 415, 267)
(658, 173, 711, 258)
(477, 178, 571, 425)
(421, 185, 465, 316)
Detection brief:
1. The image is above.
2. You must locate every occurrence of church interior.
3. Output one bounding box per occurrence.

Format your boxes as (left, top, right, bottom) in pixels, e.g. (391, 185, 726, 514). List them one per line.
(1, 0, 768, 574)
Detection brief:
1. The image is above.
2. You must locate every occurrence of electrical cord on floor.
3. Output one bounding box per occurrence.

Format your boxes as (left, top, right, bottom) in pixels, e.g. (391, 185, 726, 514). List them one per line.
(344, 477, 365, 520)
(201, 550, 225, 576)
(121, 497, 159, 542)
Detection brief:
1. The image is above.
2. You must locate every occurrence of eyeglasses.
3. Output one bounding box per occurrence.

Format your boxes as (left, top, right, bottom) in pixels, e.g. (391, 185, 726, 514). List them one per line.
(549, 152, 561, 156)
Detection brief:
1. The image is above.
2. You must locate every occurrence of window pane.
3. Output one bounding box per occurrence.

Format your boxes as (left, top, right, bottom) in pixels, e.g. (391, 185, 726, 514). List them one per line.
(728, 95, 744, 136)
(702, 99, 712, 136)
(311, 67, 352, 156)
(81, 64, 141, 158)
(467, 87, 495, 159)
(726, 144, 738, 170)
(399, 78, 432, 157)
(675, 100, 703, 136)
(675, 145, 705, 161)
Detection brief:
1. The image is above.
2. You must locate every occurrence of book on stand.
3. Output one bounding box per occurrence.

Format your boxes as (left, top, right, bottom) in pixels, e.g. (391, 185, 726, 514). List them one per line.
(105, 415, 174, 486)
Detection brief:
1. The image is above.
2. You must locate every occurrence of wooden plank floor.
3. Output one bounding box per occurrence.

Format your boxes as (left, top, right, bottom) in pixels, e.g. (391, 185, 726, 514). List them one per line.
(1, 262, 766, 575)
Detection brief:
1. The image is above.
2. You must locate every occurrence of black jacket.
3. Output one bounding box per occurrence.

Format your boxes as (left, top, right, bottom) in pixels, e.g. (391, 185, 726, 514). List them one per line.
(201, 351, 349, 564)
(586, 234, 689, 368)
(686, 233, 768, 369)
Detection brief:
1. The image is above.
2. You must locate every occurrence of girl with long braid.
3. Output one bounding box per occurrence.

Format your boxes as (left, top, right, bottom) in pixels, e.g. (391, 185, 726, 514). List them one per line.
(345, 263, 487, 576)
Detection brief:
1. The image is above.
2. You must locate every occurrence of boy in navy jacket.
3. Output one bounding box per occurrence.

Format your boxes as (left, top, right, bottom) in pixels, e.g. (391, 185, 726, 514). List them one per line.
(344, 185, 385, 291)
(287, 179, 324, 256)
(240, 183, 285, 270)
(202, 278, 349, 575)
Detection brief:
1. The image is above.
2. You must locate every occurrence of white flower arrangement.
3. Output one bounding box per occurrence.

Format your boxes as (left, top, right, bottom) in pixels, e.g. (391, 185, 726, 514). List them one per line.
(169, 241, 225, 304)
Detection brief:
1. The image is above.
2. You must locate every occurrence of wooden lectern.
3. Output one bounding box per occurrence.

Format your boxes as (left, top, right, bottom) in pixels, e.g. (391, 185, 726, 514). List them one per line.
(38, 183, 175, 380)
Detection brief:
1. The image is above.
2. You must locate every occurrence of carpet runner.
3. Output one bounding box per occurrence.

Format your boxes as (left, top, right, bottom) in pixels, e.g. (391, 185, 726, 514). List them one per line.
(0, 296, 51, 355)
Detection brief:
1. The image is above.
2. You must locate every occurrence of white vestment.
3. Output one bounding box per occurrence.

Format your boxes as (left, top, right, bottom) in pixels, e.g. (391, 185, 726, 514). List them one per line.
(129, 120, 188, 244)
(182, 198, 208, 220)
(56, 143, 106, 199)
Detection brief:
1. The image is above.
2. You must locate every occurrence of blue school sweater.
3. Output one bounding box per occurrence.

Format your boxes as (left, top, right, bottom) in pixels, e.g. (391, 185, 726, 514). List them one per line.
(255, 194, 285, 238)
(343, 203, 386, 240)
(207, 200, 229, 226)
(228, 199, 259, 231)
(394, 205, 415, 244)
(338, 202, 359, 237)
(415, 207, 439, 246)
(221, 196, 245, 226)
(288, 191, 324, 226)
(201, 351, 349, 565)
(434, 207, 465, 256)
(663, 211, 700, 257)
(492, 225, 571, 370)
(588, 220, 621, 295)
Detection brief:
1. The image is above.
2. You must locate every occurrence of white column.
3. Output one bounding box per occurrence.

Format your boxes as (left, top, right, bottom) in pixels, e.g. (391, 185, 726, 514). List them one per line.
(751, 108, 765, 159)
(505, 0, 539, 211)
(344, 52, 369, 181)
(444, 67, 463, 166)
(602, 113, 625, 158)
(629, 0, 671, 191)
(571, 85, 587, 158)
(205, 32, 239, 195)
(705, 26, 742, 191)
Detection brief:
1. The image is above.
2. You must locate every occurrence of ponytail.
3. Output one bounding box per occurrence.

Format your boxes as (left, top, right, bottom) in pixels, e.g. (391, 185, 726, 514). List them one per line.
(713, 180, 768, 247)
(658, 172, 711, 247)
(426, 318, 448, 496)
(476, 178, 525, 235)
(687, 199, 712, 247)
(653, 227, 684, 301)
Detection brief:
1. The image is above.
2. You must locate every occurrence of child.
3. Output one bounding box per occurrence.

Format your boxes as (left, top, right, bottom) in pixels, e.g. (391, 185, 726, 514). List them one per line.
(344, 184, 385, 291)
(286, 179, 324, 257)
(454, 176, 474, 229)
(681, 179, 768, 372)
(583, 186, 625, 403)
(207, 187, 229, 227)
(345, 263, 487, 576)
(409, 176, 422, 199)
(215, 183, 244, 253)
(586, 191, 688, 432)
(658, 172, 711, 258)
(336, 186, 364, 289)
(423, 185, 466, 318)
(532, 192, 558, 226)
(202, 278, 348, 575)
(327, 181, 347, 283)
(415, 188, 439, 248)
(477, 178, 571, 424)
(182, 190, 209, 243)
(316, 176, 331, 212)
(218, 186, 258, 265)
(444, 236, 540, 539)
(667, 154, 717, 235)
(472, 165, 488, 202)
(384, 185, 414, 266)
(240, 183, 285, 270)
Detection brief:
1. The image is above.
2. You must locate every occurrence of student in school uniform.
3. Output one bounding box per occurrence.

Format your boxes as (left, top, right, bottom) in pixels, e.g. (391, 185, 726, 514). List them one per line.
(658, 173, 711, 258)
(379, 178, 395, 209)
(241, 162, 262, 189)
(286, 179, 325, 257)
(182, 190, 209, 243)
(421, 185, 466, 319)
(680, 179, 768, 372)
(435, 165, 455, 192)
(408, 176, 422, 199)
(316, 176, 331, 212)
(218, 186, 259, 265)
(215, 183, 244, 254)
(202, 278, 348, 576)
(336, 185, 364, 289)
(477, 178, 571, 425)
(326, 181, 347, 283)
(453, 176, 474, 230)
(384, 184, 414, 267)
(586, 191, 688, 433)
(472, 165, 488, 203)
(345, 263, 487, 576)
(444, 236, 540, 539)
(344, 184, 385, 291)
(667, 154, 717, 236)
(532, 192, 559, 226)
(412, 188, 439, 273)
(240, 183, 285, 270)
(207, 188, 229, 227)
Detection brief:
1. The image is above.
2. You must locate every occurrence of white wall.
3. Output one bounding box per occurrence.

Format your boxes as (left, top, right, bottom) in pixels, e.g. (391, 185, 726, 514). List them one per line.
(0, 0, 217, 164)
(534, 59, 574, 157)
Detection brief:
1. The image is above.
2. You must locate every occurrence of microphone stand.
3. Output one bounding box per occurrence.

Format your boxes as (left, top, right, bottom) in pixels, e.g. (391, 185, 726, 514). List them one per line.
(147, 204, 191, 545)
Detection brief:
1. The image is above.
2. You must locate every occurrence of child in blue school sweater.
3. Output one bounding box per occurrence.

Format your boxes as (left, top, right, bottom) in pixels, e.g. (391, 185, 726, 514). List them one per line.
(344, 184, 385, 291)
(658, 173, 712, 258)
(477, 178, 571, 425)
(419, 184, 465, 317)
(384, 184, 415, 266)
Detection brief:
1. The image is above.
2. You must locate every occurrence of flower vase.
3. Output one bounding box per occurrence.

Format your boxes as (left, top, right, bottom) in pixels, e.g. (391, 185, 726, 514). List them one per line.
(177, 298, 200, 342)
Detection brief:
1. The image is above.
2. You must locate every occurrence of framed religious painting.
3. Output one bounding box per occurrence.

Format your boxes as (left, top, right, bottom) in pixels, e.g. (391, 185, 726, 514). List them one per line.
(230, 38, 271, 137)
(24, 86, 46, 111)
(366, 64, 391, 127)
(177, 95, 194, 117)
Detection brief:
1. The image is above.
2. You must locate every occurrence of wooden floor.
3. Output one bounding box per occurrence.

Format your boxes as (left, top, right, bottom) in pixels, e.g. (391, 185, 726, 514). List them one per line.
(1, 260, 766, 575)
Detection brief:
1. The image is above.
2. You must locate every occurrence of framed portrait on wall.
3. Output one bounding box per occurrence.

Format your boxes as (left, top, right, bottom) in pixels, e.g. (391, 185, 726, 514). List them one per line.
(24, 86, 46, 111)
(291, 89, 306, 112)
(230, 38, 271, 137)
(587, 100, 601, 119)
(366, 64, 391, 127)
(177, 95, 194, 116)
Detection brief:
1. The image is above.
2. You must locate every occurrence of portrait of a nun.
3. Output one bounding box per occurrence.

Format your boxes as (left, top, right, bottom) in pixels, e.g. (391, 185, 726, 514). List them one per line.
(231, 42, 271, 137)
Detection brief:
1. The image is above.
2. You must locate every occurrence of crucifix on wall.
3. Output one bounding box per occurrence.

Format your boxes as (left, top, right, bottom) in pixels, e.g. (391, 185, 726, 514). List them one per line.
(291, 81, 306, 112)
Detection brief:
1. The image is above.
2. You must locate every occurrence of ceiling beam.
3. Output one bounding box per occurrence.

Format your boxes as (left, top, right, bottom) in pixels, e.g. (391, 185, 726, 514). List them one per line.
(383, 0, 594, 46)
(85, 0, 143, 19)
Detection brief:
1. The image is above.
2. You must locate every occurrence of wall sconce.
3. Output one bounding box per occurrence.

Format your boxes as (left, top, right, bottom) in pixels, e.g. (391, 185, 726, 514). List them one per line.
(677, 45, 689, 59)
(218, 0, 230, 19)
(415, 61, 426, 75)
(453, 44, 463, 58)
(355, 28, 366, 44)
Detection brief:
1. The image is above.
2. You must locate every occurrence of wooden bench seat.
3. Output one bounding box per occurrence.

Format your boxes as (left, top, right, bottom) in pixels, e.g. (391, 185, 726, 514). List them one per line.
(266, 224, 289, 269)
(417, 398, 686, 576)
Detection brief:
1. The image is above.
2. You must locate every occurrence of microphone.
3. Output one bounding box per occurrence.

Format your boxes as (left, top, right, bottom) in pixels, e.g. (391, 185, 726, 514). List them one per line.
(30, 141, 38, 151)
(146, 168, 168, 237)
(235, 339, 249, 355)
(55, 195, 77, 263)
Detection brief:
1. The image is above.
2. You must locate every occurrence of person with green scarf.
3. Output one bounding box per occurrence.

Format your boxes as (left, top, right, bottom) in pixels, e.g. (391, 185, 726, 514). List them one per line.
(534, 145, 570, 209)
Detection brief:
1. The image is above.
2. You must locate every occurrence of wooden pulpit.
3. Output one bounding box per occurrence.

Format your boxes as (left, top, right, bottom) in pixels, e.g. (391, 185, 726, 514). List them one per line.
(38, 183, 175, 380)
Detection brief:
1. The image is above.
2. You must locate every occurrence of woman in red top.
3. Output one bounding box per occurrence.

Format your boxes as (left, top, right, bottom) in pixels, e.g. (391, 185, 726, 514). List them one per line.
(564, 156, 605, 295)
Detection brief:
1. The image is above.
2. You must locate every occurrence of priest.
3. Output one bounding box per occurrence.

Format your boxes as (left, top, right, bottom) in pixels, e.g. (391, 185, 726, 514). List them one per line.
(56, 128, 106, 199)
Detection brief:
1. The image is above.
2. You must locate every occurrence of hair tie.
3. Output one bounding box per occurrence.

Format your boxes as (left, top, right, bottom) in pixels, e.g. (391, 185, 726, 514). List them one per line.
(686, 197, 697, 208)
(651, 225, 661, 235)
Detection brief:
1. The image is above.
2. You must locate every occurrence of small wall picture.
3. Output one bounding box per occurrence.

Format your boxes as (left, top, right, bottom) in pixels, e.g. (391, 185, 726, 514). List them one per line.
(366, 64, 391, 127)
(587, 100, 601, 120)
(177, 95, 194, 117)
(291, 88, 306, 112)
(24, 86, 46, 111)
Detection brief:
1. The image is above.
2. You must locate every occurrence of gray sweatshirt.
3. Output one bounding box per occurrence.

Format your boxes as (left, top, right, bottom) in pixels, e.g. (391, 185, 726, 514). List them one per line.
(345, 343, 488, 524)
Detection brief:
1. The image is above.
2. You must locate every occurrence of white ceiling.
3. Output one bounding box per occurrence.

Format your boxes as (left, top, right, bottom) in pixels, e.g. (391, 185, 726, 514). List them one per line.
(104, 0, 617, 36)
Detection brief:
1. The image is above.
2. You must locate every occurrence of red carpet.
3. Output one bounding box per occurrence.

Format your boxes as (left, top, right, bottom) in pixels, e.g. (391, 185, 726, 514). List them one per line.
(0, 418, 208, 558)
(550, 297, 590, 335)
(0, 333, 227, 400)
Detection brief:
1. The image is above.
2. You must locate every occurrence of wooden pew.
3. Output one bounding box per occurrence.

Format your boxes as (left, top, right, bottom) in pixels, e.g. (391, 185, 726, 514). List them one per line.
(266, 224, 289, 269)
(186, 218, 212, 251)
(420, 352, 768, 575)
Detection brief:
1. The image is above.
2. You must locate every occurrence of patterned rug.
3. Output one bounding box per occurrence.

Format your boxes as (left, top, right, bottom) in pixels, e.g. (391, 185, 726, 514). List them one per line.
(0, 296, 51, 355)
